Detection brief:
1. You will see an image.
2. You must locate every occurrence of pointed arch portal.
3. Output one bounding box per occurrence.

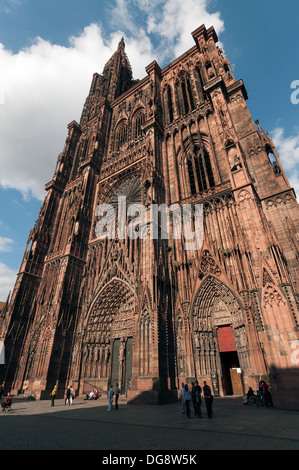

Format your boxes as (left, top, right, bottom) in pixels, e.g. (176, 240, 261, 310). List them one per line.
(81, 278, 136, 392)
(191, 276, 249, 396)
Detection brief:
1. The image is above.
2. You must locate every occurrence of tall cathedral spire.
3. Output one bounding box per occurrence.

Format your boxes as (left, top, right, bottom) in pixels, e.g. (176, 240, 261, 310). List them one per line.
(80, 38, 136, 124)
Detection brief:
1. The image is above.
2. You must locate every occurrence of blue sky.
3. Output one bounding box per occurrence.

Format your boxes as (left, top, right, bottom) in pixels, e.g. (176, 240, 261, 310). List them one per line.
(0, 0, 298, 299)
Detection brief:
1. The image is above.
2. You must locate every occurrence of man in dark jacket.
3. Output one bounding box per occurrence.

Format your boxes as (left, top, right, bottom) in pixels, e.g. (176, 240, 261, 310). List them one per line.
(203, 381, 213, 418)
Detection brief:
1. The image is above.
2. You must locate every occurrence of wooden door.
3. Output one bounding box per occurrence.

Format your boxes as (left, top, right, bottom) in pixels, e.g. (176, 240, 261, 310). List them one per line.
(230, 368, 243, 395)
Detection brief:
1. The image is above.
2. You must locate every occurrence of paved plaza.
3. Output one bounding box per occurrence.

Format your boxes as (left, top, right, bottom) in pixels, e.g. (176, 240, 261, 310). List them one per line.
(1, 395, 299, 452)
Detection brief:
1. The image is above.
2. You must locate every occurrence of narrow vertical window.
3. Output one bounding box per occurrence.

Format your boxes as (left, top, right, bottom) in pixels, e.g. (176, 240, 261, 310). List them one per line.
(187, 157, 196, 195)
(181, 80, 189, 114)
(167, 86, 174, 123)
(204, 148, 215, 187)
(115, 121, 128, 151)
(187, 146, 215, 195)
(180, 76, 195, 115)
(133, 111, 145, 140)
(186, 78, 195, 110)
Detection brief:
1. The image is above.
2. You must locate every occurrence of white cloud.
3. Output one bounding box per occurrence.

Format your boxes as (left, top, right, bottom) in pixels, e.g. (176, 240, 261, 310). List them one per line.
(0, 0, 21, 14)
(111, 0, 224, 63)
(0, 23, 154, 200)
(0, 262, 16, 299)
(0, 236, 13, 252)
(0, 0, 223, 201)
(271, 127, 299, 197)
(146, 0, 224, 60)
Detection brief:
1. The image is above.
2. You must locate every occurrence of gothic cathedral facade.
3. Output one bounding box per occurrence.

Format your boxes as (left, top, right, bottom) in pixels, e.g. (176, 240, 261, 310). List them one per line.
(1, 25, 299, 409)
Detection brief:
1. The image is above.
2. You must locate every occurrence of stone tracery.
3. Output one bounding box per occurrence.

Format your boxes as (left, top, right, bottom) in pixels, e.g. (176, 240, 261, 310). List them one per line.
(81, 278, 136, 382)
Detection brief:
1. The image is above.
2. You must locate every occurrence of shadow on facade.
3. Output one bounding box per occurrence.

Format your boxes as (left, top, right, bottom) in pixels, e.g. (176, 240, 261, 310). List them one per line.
(269, 365, 299, 411)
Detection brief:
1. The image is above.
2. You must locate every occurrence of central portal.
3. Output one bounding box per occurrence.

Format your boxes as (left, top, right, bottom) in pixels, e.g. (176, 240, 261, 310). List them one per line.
(80, 278, 135, 394)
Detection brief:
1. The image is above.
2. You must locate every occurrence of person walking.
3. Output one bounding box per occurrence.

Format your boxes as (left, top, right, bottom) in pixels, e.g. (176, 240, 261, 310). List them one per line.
(107, 385, 114, 411)
(192, 381, 201, 415)
(65, 385, 72, 405)
(180, 382, 185, 414)
(115, 383, 120, 410)
(50, 385, 57, 407)
(183, 384, 191, 418)
(203, 381, 213, 418)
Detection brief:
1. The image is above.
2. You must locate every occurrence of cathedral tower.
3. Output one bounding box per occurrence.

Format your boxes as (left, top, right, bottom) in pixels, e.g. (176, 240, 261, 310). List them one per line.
(1, 25, 299, 409)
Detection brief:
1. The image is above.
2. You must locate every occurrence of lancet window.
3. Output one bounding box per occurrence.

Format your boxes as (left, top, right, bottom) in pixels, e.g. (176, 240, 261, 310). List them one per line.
(187, 145, 215, 195)
(167, 86, 174, 123)
(132, 110, 145, 140)
(181, 75, 195, 114)
(115, 120, 128, 151)
(176, 72, 195, 116)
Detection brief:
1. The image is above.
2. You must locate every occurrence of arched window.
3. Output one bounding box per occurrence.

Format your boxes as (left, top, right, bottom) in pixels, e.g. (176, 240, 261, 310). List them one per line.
(178, 74, 195, 115)
(132, 110, 145, 140)
(167, 86, 174, 123)
(205, 61, 215, 80)
(187, 145, 215, 195)
(266, 148, 282, 176)
(224, 63, 232, 79)
(195, 65, 204, 86)
(115, 120, 128, 151)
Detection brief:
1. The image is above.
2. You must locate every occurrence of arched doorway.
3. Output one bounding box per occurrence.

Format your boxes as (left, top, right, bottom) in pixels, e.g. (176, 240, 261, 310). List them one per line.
(81, 278, 136, 393)
(191, 276, 250, 396)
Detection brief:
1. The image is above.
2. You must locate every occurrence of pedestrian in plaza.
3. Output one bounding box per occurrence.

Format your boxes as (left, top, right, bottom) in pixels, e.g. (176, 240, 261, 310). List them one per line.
(115, 383, 120, 410)
(0, 383, 4, 400)
(258, 376, 264, 400)
(192, 381, 201, 415)
(183, 384, 191, 418)
(65, 385, 72, 405)
(107, 385, 114, 411)
(244, 386, 255, 405)
(203, 381, 213, 418)
(180, 382, 185, 414)
(50, 385, 57, 407)
(261, 380, 273, 407)
(1, 392, 12, 411)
